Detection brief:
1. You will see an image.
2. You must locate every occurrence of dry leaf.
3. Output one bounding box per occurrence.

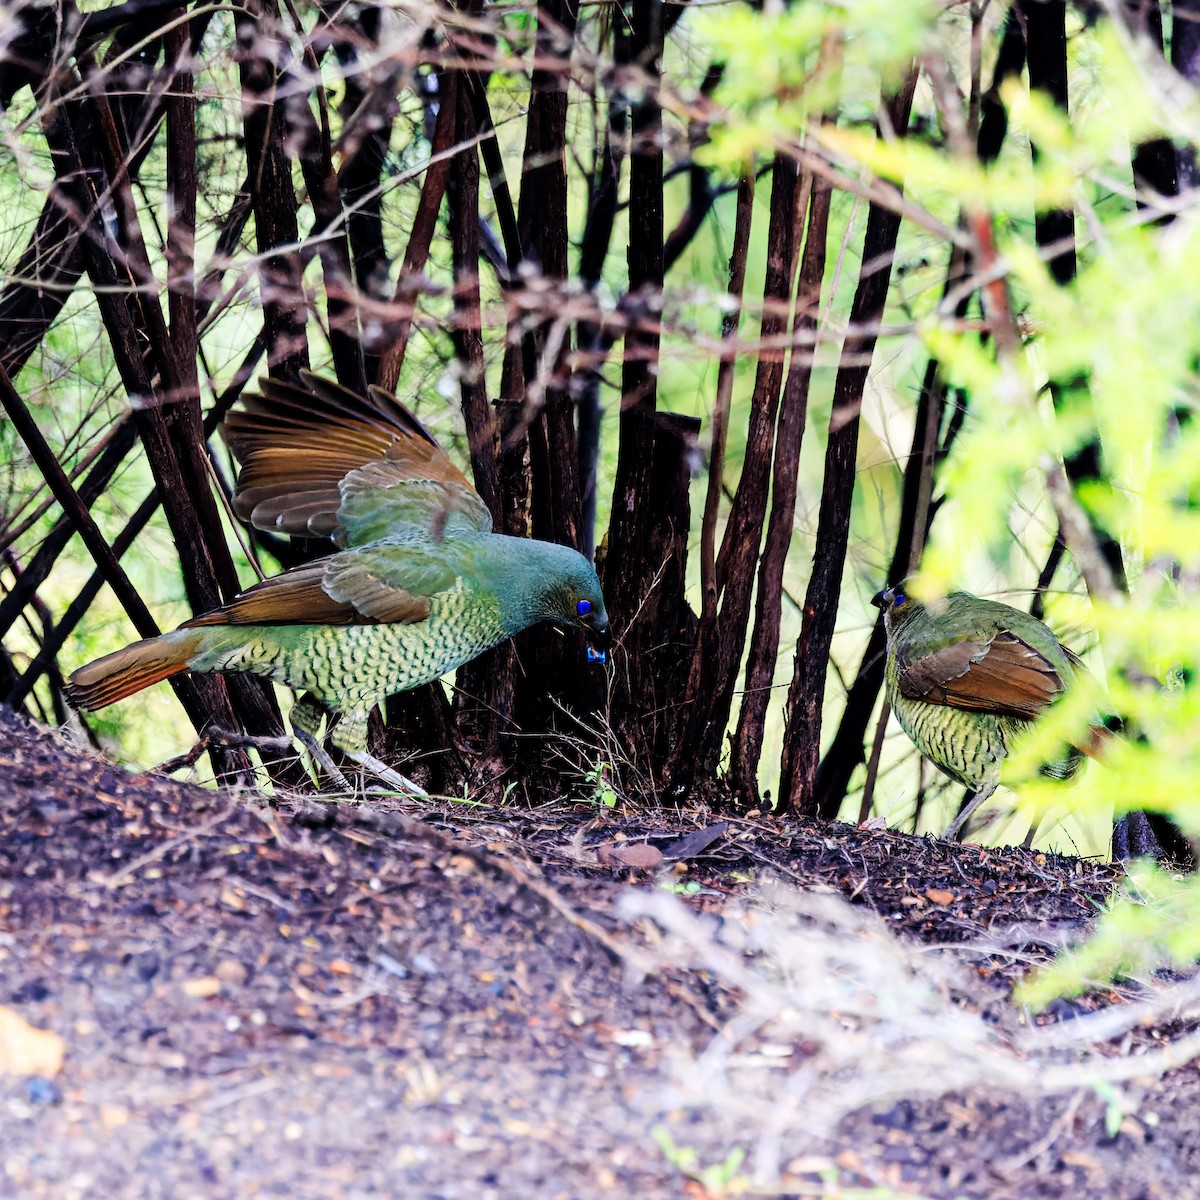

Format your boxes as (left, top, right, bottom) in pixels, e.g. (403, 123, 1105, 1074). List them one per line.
(182, 976, 222, 999)
(661, 822, 728, 862)
(0, 1006, 65, 1078)
(597, 842, 664, 871)
(925, 888, 955, 906)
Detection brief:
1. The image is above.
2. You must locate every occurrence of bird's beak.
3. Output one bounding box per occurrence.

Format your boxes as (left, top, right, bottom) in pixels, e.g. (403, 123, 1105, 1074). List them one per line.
(871, 587, 894, 611)
(584, 618, 610, 664)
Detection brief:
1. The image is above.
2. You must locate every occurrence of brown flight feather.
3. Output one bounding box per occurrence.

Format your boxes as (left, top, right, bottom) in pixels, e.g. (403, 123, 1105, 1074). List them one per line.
(223, 371, 477, 541)
(64, 631, 203, 710)
(181, 560, 432, 628)
(897, 631, 1065, 720)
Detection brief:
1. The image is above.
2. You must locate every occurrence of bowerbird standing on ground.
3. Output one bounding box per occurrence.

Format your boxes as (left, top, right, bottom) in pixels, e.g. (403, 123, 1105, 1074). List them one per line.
(873, 584, 1106, 839)
(68, 374, 609, 790)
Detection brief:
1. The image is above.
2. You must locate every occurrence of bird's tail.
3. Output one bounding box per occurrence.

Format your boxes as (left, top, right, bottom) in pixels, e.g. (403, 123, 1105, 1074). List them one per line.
(65, 629, 205, 711)
(1080, 719, 1120, 760)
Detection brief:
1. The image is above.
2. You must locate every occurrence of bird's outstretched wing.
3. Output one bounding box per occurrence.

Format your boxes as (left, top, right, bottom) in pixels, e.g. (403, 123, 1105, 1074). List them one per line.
(223, 372, 493, 546)
(183, 542, 460, 629)
(895, 631, 1067, 720)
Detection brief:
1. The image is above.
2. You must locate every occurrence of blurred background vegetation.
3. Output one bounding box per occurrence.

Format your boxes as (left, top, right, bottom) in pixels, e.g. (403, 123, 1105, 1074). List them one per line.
(3, 0, 1200, 962)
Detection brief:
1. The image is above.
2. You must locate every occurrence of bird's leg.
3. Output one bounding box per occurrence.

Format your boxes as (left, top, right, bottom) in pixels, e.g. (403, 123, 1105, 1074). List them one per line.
(943, 783, 997, 842)
(293, 728, 354, 792)
(1022, 804, 1068, 851)
(331, 706, 428, 798)
(289, 694, 353, 792)
(348, 751, 428, 797)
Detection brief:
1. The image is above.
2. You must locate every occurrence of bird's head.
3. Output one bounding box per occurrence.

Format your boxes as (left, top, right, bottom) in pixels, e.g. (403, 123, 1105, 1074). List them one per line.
(871, 584, 917, 628)
(539, 552, 611, 659)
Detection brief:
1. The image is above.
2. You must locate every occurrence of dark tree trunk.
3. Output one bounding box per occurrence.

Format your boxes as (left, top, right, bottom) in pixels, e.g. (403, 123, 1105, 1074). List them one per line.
(235, 0, 310, 380)
(977, 3, 1026, 167)
(375, 75, 457, 393)
(607, 410, 701, 785)
(1173, 0, 1200, 189)
(727, 174, 832, 801)
(661, 172, 754, 793)
(448, 49, 511, 770)
(332, 4, 397, 381)
(780, 71, 918, 816)
(0, 419, 138, 648)
(280, 24, 366, 394)
(810, 9, 1038, 820)
(663, 155, 804, 795)
(6, 490, 161, 709)
(812, 241, 971, 817)
(35, 44, 289, 775)
(512, 0, 587, 737)
(601, 0, 685, 780)
(1127, 1, 1177, 209)
(574, 15, 632, 561)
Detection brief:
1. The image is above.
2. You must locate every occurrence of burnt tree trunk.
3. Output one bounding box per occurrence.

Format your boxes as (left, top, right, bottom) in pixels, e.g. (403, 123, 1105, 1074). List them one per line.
(375, 75, 458, 393)
(727, 173, 832, 801)
(279, 24, 366, 394)
(22, 56, 287, 774)
(510, 0, 591, 744)
(333, 5, 398, 382)
(780, 71, 918, 816)
(447, 43, 512, 776)
(602, 0, 688, 780)
(1173, 0, 1200, 190)
(811, 242, 971, 817)
(661, 155, 805, 795)
(809, 12, 1026, 821)
(574, 14, 631, 561)
(235, 0, 310, 380)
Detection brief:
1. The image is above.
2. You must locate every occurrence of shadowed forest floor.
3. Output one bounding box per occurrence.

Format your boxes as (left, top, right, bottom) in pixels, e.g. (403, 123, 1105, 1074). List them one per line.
(2, 708, 1199, 1199)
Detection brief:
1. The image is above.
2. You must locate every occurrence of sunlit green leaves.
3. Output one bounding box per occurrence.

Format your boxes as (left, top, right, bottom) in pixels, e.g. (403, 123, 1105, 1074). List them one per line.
(817, 122, 1077, 212)
(694, 0, 936, 167)
(853, 7, 1200, 938)
(1017, 862, 1200, 1008)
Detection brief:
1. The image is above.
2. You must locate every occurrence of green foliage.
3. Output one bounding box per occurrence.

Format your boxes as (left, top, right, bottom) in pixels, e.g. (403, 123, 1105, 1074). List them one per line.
(696, 0, 937, 165)
(1094, 1081, 1133, 1141)
(652, 1126, 748, 1196)
(900, 14, 1200, 994)
(1017, 862, 1200, 1009)
(584, 758, 619, 808)
(690, 2, 1200, 993)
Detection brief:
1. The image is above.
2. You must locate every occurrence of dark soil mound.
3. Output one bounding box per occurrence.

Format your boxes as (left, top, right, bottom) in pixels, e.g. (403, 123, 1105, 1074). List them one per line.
(2, 710, 1197, 1199)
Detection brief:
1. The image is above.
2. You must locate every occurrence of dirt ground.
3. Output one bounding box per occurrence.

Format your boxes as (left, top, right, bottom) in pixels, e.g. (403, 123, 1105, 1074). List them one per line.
(3, 708, 1200, 1200)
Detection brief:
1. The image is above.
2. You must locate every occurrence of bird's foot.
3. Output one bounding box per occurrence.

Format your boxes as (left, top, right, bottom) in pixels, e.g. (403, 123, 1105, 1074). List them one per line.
(942, 784, 997, 843)
(293, 728, 355, 793)
(294, 726, 426, 799)
(348, 751, 428, 798)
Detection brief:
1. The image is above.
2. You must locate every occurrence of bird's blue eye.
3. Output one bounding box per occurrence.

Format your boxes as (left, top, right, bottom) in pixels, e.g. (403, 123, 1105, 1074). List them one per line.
(893, 592, 905, 607)
(577, 599, 591, 616)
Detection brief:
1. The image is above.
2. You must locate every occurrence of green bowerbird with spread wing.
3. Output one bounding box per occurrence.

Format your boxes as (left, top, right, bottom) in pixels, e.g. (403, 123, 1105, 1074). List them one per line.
(68, 374, 609, 789)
